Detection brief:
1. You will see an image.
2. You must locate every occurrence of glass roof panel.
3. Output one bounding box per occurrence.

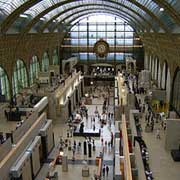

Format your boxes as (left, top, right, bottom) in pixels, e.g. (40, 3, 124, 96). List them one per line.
(0, 0, 28, 15)
(60, 6, 137, 25)
(32, 1, 144, 32)
(135, 0, 176, 28)
(43, 2, 82, 20)
(167, 0, 180, 13)
(54, 3, 140, 21)
(66, 10, 135, 27)
(69, 13, 135, 32)
(31, 4, 142, 33)
(0, 0, 179, 33)
(21, 0, 149, 24)
(0, 0, 153, 31)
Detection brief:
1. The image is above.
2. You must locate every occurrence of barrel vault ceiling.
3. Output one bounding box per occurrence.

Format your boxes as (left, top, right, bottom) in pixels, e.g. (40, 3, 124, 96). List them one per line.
(0, 0, 179, 35)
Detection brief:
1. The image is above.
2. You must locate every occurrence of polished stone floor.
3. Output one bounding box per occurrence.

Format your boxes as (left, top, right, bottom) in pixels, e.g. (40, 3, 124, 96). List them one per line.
(36, 88, 115, 180)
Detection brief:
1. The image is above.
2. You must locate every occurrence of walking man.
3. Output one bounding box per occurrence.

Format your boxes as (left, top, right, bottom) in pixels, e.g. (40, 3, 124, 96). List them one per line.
(106, 165, 109, 176)
(102, 164, 106, 176)
(156, 128, 161, 139)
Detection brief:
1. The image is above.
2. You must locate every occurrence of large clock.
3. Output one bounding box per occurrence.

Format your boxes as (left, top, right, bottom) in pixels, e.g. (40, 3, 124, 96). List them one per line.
(94, 39, 109, 57)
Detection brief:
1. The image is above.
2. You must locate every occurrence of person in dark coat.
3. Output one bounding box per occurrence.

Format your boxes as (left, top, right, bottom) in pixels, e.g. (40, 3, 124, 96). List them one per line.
(102, 164, 106, 176)
(106, 165, 109, 176)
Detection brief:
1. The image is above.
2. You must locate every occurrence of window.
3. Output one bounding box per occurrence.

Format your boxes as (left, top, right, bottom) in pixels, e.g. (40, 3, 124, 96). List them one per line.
(42, 52, 49, 72)
(12, 59, 28, 95)
(0, 67, 10, 100)
(68, 14, 138, 61)
(53, 49, 59, 65)
(79, 53, 87, 60)
(107, 53, 114, 61)
(173, 69, 180, 113)
(30, 56, 40, 85)
(116, 53, 124, 61)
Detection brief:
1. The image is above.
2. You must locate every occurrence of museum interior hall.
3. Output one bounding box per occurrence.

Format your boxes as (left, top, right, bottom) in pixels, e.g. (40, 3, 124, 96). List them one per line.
(0, 1, 180, 180)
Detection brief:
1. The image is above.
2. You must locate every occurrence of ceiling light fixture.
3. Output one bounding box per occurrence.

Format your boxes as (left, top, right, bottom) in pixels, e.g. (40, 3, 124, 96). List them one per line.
(20, 14, 28, 18)
(160, 7, 164, 12)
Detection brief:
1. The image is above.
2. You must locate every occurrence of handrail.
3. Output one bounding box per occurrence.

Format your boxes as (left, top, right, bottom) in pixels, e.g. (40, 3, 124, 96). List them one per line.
(122, 114, 133, 180)
(117, 73, 132, 180)
(55, 71, 81, 99)
(0, 113, 46, 169)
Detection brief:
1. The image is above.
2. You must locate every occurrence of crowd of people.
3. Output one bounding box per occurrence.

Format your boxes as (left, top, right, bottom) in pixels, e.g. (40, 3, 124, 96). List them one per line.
(135, 96, 167, 139)
(124, 72, 155, 180)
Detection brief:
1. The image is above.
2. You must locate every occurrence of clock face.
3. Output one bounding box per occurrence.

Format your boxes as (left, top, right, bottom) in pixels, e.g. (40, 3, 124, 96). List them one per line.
(94, 40, 109, 57)
(97, 44, 106, 54)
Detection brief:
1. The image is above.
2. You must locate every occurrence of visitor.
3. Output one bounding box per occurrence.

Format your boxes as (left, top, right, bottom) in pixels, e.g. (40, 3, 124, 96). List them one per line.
(92, 118, 95, 131)
(102, 164, 106, 176)
(156, 128, 161, 139)
(72, 146, 75, 161)
(101, 137, 104, 146)
(106, 165, 109, 176)
(111, 132, 114, 147)
(93, 124, 95, 131)
(77, 141, 81, 153)
(73, 140, 76, 150)
(150, 121, 154, 132)
(163, 122, 166, 131)
(92, 139, 95, 151)
(4, 110, 8, 120)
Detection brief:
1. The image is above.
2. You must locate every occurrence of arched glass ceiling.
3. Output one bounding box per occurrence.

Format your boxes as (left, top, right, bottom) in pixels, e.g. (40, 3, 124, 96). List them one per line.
(37, 3, 154, 33)
(48, 7, 147, 33)
(51, 6, 145, 28)
(0, 0, 179, 34)
(15, 0, 155, 31)
(70, 14, 133, 30)
(81, 14, 128, 23)
(67, 12, 146, 34)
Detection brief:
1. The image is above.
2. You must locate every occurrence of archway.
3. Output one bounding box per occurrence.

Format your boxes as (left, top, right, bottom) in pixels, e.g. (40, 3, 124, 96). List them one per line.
(126, 58, 136, 73)
(53, 48, 59, 65)
(30, 56, 40, 85)
(0, 66, 10, 100)
(171, 67, 180, 114)
(147, 54, 150, 70)
(149, 55, 152, 74)
(144, 53, 148, 70)
(42, 52, 50, 72)
(154, 57, 158, 81)
(151, 56, 155, 80)
(128, 62, 134, 72)
(12, 59, 28, 95)
(161, 61, 168, 89)
(166, 68, 171, 103)
(157, 61, 161, 88)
